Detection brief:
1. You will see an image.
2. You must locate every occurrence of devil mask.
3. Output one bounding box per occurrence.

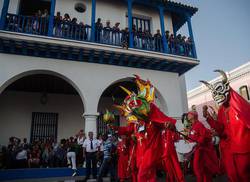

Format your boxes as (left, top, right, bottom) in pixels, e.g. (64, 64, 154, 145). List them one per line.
(200, 70, 230, 106)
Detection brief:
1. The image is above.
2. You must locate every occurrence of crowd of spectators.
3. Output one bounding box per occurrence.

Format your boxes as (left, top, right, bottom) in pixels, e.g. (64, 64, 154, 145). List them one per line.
(5, 10, 194, 56)
(0, 131, 121, 179)
(0, 130, 89, 169)
(93, 18, 194, 56)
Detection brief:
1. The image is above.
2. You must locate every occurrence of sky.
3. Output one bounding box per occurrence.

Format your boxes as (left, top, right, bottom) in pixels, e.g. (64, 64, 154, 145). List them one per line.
(175, 0, 250, 91)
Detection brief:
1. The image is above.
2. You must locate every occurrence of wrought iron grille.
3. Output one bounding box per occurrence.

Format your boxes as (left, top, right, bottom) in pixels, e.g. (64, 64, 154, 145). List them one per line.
(30, 112, 58, 143)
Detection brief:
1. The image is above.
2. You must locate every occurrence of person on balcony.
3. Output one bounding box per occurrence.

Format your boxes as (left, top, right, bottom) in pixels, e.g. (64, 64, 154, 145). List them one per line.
(95, 18, 103, 42)
(62, 13, 71, 38)
(186, 37, 193, 57)
(121, 27, 129, 49)
(103, 20, 112, 44)
(180, 36, 186, 56)
(132, 24, 137, 47)
(78, 22, 87, 41)
(112, 22, 121, 45)
(136, 27, 143, 49)
(165, 30, 170, 40)
(165, 30, 170, 49)
(154, 29, 162, 52)
(33, 12, 41, 34)
(175, 34, 182, 55)
(70, 18, 78, 39)
(132, 24, 137, 34)
(42, 9, 49, 19)
(54, 12, 62, 37)
(144, 30, 153, 50)
(41, 9, 49, 35)
(169, 34, 175, 54)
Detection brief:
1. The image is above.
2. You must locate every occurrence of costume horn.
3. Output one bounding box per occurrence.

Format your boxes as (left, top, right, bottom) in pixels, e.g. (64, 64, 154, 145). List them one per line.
(214, 70, 228, 83)
(200, 80, 213, 90)
(119, 86, 132, 96)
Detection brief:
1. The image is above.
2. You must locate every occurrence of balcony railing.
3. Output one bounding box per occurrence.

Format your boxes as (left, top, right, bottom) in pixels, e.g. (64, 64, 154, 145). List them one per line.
(2, 13, 195, 58)
(5, 14, 48, 35)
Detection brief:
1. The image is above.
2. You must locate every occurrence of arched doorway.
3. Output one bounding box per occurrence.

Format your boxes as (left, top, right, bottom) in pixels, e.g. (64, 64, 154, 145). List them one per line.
(0, 72, 85, 145)
(97, 77, 167, 134)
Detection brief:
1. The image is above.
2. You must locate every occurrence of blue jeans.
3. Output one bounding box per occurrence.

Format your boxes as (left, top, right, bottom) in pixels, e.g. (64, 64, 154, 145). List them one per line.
(97, 157, 116, 182)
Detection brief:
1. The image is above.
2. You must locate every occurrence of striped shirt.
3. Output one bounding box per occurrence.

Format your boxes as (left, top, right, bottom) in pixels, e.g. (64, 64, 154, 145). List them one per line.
(103, 137, 114, 159)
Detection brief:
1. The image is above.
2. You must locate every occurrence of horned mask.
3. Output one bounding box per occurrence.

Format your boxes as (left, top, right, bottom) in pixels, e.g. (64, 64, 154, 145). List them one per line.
(200, 70, 230, 106)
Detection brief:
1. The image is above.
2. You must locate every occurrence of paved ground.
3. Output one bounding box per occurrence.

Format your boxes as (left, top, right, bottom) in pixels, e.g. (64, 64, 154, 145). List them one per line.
(2, 175, 227, 182)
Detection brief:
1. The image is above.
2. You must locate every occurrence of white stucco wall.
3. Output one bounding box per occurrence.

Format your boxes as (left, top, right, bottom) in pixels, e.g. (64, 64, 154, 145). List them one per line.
(0, 0, 4, 17)
(164, 12, 173, 33)
(96, 0, 173, 34)
(179, 75, 188, 112)
(0, 91, 84, 146)
(55, 0, 92, 25)
(96, 0, 127, 29)
(2, 0, 22, 14)
(8, 0, 20, 14)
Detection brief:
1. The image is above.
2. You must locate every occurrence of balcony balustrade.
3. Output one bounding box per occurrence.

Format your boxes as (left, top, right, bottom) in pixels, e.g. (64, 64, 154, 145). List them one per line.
(2, 13, 195, 58)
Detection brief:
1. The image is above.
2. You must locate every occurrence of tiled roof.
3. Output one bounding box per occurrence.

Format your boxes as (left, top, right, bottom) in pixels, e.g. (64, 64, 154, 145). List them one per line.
(166, 0, 198, 14)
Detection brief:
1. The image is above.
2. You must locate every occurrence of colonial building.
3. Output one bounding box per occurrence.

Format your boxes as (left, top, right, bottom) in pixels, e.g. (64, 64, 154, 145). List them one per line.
(187, 61, 250, 126)
(0, 0, 198, 145)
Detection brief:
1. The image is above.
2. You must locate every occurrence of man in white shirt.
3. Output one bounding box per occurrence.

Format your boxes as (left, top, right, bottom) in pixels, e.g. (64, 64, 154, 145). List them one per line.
(83, 131, 100, 180)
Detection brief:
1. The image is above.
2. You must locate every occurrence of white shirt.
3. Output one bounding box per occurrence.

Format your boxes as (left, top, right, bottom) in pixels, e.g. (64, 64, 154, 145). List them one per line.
(77, 136, 85, 145)
(98, 139, 104, 152)
(16, 150, 27, 160)
(83, 138, 100, 152)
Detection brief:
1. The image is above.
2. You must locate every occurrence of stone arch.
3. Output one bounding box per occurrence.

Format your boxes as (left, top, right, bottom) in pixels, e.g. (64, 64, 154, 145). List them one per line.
(0, 69, 86, 145)
(0, 69, 86, 108)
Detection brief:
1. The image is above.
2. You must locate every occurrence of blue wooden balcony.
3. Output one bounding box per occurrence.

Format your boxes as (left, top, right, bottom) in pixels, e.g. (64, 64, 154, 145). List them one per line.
(3, 13, 196, 58)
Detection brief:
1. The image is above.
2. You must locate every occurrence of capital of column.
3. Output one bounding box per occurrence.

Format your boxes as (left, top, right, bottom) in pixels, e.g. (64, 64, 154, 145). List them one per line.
(82, 113, 99, 138)
(82, 113, 99, 119)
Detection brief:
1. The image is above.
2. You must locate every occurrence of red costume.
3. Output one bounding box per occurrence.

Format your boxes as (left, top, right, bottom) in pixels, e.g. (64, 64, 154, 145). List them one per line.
(116, 123, 138, 182)
(117, 138, 130, 181)
(189, 114, 219, 182)
(112, 75, 184, 182)
(207, 89, 250, 182)
(136, 103, 183, 182)
(162, 130, 185, 182)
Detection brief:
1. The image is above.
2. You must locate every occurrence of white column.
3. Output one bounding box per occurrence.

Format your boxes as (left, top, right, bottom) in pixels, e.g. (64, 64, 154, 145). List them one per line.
(83, 113, 99, 138)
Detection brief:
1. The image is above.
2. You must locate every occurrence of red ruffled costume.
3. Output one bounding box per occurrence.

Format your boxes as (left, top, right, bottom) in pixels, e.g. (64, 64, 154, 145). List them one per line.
(207, 89, 250, 182)
(136, 103, 184, 182)
(116, 123, 138, 182)
(162, 130, 185, 182)
(116, 103, 184, 182)
(189, 119, 219, 182)
(117, 139, 130, 181)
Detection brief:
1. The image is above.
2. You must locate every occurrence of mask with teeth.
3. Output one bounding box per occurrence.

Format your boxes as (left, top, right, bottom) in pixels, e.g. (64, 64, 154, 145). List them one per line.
(200, 70, 230, 106)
